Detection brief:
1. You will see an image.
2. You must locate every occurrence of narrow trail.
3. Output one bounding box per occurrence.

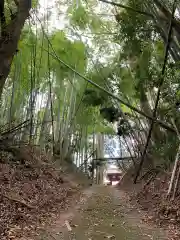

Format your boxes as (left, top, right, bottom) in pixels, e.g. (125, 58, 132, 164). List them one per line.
(40, 186, 167, 240)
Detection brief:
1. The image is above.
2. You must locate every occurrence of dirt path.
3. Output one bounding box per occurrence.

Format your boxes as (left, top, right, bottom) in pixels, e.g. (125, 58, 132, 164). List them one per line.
(40, 185, 168, 240)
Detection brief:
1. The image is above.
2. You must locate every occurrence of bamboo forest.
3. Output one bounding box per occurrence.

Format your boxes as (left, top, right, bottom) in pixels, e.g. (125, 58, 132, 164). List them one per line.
(1, 0, 180, 239)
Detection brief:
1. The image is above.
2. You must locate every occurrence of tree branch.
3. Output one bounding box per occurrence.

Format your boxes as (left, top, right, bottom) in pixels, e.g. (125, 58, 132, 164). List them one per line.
(44, 48, 177, 134)
(98, 0, 153, 18)
(134, 0, 177, 184)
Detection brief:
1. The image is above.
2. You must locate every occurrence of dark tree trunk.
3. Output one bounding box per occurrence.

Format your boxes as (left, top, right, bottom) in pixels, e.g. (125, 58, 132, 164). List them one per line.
(0, 0, 31, 96)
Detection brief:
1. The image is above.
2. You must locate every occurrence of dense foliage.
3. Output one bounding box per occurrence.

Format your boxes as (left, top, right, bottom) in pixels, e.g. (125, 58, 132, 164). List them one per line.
(1, 0, 180, 171)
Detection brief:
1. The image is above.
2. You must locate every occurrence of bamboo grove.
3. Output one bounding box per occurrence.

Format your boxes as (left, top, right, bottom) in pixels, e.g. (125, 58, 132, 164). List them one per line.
(0, 0, 180, 194)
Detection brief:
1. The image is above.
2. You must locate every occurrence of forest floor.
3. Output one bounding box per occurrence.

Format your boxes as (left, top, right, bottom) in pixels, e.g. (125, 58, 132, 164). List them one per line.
(0, 146, 91, 240)
(0, 145, 179, 240)
(38, 185, 168, 240)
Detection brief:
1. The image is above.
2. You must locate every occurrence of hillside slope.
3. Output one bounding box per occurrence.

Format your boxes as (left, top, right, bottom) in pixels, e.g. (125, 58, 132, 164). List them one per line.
(0, 145, 89, 240)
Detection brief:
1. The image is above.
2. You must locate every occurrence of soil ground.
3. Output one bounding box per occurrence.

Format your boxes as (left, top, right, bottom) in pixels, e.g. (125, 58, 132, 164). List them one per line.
(39, 185, 168, 240)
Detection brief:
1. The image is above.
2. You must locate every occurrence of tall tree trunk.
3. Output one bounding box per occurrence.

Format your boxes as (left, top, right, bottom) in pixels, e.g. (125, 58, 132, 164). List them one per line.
(96, 133, 104, 184)
(61, 81, 76, 161)
(167, 144, 180, 197)
(0, 0, 31, 97)
(39, 94, 51, 146)
(55, 97, 61, 142)
(21, 88, 39, 141)
(84, 126, 88, 173)
(58, 83, 68, 152)
(139, 86, 163, 143)
(148, 1, 180, 60)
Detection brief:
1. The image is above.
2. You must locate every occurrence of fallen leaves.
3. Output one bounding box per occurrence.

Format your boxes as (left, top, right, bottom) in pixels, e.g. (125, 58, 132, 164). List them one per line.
(104, 234, 115, 239)
(0, 146, 80, 239)
(127, 173, 180, 239)
(64, 220, 72, 231)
